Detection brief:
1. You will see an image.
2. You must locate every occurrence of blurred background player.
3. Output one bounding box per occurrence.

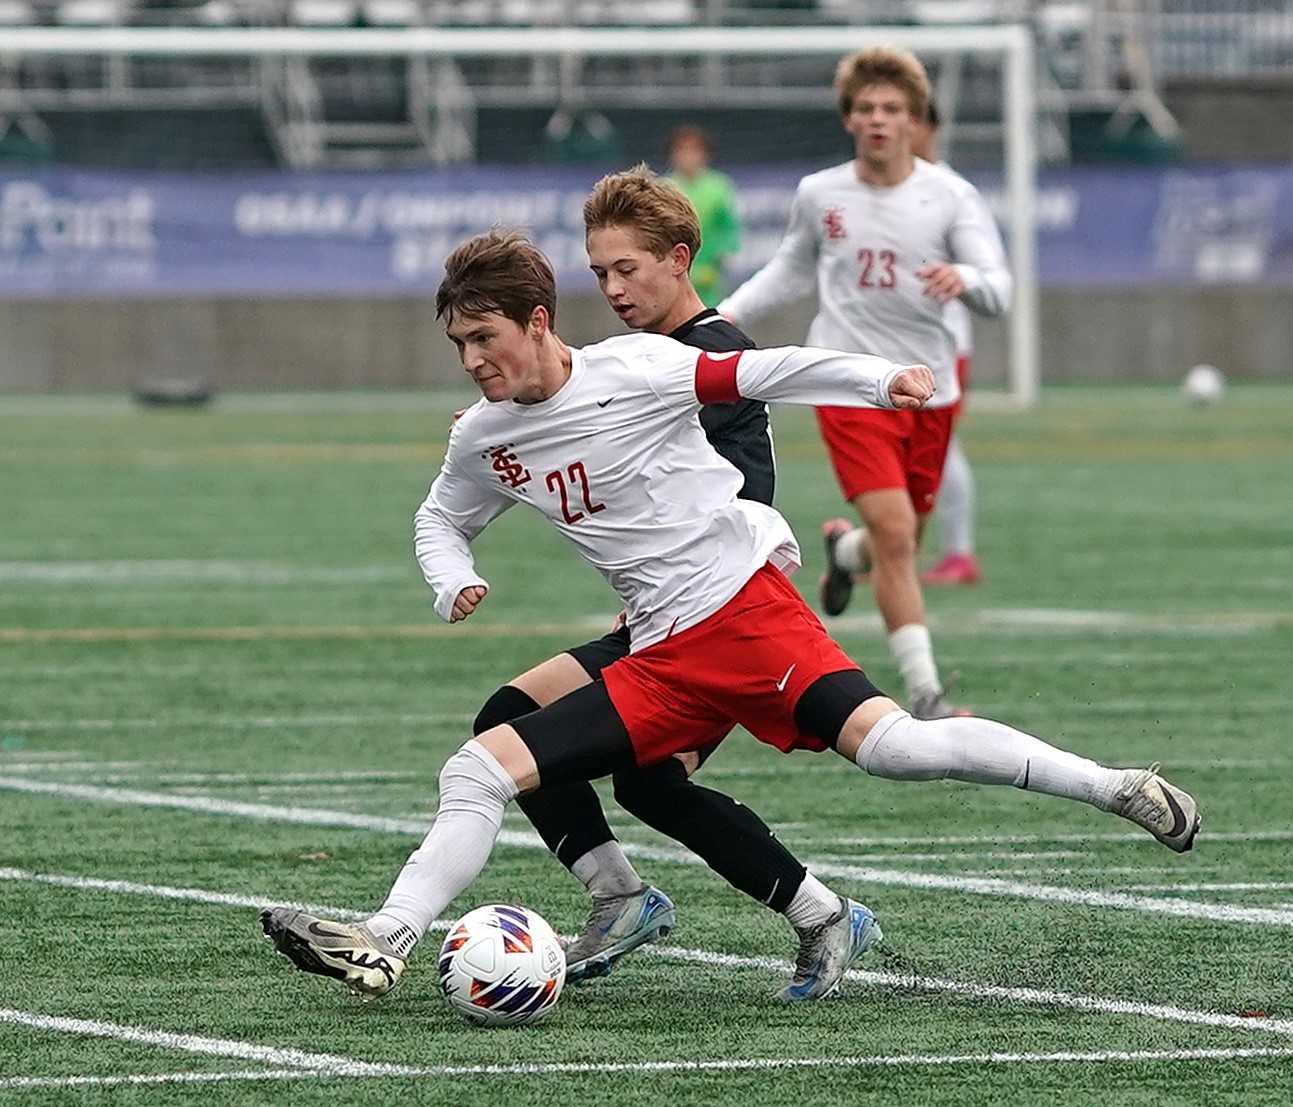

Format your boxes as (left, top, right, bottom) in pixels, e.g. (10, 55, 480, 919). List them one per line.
(667, 125, 742, 307)
(720, 47, 1010, 718)
(911, 100, 983, 587)
(473, 169, 847, 986)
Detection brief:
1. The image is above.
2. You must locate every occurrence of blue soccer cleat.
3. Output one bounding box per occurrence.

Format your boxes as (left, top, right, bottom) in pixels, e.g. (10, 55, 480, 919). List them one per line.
(564, 885, 676, 984)
(778, 897, 882, 1002)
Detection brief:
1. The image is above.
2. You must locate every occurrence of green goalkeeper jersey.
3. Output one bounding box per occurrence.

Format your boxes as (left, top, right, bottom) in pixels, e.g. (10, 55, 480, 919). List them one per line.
(670, 168, 742, 307)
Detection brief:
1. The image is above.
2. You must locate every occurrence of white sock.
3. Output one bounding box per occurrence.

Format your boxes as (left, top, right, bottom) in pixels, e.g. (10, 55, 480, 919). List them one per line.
(856, 709, 1122, 810)
(570, 841, 643, 899)
(937, 436, 976, 557)
(833, 527, 871, 573)
(367, 740, 518, 953)
(888, 623, 941, 700)
(782, 872, 843, 930)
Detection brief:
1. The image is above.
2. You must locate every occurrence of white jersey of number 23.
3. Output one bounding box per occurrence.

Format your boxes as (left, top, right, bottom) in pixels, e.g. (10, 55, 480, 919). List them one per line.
(415, 331, 902, 651)
(720, 158, 1010, 407)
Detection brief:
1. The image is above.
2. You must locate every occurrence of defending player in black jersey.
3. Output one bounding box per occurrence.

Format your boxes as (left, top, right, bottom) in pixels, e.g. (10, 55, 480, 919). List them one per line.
(471, 167, 844, 983)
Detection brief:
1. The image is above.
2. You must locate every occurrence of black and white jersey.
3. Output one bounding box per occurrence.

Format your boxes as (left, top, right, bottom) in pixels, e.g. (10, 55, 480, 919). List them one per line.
(669, 309, 774, 507)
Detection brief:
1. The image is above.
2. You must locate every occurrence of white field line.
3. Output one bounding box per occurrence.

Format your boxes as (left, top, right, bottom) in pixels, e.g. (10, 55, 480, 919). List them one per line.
(0, 1009, 415, 1076)
(810, 829, 1293, 847)
(3, 607, 1288, 643)
(5, 775, 1292, 928)
(0, 561, 406, 585)
(7, 1048, 1293, 1091)
(0, 714, 474, 732)
(0, 868, 363, 920)
(8, 866, 1293, 1043)
(1129, 882, 1293, 893)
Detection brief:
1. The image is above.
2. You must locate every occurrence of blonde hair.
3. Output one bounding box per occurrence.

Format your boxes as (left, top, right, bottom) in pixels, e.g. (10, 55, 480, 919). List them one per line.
(834, 46, 930, 121)
(583, 164, 701, 265)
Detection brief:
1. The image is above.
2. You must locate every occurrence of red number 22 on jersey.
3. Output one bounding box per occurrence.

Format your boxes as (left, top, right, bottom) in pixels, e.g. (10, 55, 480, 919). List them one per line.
(545, 461, 605, 524)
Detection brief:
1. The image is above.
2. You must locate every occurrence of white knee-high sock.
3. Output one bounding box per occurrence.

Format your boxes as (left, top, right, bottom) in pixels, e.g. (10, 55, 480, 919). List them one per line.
(367, 740, 518, 953)
(833, 527, 871, 573)
(936, 436, 975, 558)
(856, 710, 1122, 810)
(570, 842, 643, 899)
(888, 623, 941, 700)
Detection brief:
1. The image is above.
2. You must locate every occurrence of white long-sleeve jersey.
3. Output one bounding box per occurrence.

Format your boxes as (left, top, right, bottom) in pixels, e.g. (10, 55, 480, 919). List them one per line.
(720, 158, 1009, 407)
(414, 331, 904, 651)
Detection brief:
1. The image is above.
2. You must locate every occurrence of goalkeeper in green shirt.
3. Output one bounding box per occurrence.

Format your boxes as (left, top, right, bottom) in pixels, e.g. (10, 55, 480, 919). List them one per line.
(667, 125, 742, 307)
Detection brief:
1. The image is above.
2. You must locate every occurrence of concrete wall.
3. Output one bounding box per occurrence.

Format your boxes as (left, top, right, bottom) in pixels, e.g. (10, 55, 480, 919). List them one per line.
(1, 287, 1288, 392)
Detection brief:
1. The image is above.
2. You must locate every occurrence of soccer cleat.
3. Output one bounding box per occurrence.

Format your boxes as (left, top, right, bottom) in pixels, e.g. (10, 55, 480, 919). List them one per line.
(1109, 764, 1201, 853)
(259, 907, 407, 998)
(564, 885, 676, 984)
(779, 898, 882, 1002)
(819, 518, 863, 617)
(921, 552, 982, 586)
(910, 689, 972, 720)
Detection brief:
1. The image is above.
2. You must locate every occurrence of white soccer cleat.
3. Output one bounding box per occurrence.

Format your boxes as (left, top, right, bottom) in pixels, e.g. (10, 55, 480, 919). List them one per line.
(259, 906, 407, 998)
(778, 898, 882, 1002)
(1109, 764, 1200, 853)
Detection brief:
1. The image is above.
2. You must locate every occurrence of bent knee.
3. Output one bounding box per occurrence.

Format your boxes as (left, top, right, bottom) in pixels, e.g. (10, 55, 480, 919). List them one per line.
(473, 685, 540, 736)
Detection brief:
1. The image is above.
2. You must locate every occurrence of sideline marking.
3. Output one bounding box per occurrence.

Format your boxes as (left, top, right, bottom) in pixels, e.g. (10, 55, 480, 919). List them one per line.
(5, 1048, 1293, 1090)
(3, 606, 1289, 643)
(0, 1009, 414, 1076)
(4, 776, 1292, 929)
(7, 866, 1293, 1042)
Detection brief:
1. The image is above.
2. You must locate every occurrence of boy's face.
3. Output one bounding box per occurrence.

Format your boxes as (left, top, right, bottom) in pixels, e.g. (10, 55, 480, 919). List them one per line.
(444, 308, 540, 403)
(669, 136, 709, 178)
(587, 224, 686, 334)
(844, 81, 915, 166)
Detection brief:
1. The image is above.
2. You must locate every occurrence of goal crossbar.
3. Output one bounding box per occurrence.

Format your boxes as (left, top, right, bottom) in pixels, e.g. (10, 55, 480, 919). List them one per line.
(2, 25, 1038, 406)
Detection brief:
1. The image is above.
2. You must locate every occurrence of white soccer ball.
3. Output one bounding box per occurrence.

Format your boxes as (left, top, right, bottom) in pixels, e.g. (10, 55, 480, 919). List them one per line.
(1182, 363, 1226, 405)
(437, 904, 566, 1027)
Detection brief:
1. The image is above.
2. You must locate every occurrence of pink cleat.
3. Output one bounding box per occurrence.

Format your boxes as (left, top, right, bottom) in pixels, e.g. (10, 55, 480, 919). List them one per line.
(921, 552, 982, 587)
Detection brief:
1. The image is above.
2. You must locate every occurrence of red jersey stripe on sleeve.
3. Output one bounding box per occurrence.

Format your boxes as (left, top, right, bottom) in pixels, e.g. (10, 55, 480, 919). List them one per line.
(694, 351, 743, 404)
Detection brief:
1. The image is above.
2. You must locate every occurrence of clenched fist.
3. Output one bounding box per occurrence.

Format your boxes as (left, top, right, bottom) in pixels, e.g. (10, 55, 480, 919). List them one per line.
(888, 365, 936, 409)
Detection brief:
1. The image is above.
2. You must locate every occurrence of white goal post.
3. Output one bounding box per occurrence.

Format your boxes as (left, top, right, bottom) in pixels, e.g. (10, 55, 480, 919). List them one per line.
(4, 25, 1039, 407)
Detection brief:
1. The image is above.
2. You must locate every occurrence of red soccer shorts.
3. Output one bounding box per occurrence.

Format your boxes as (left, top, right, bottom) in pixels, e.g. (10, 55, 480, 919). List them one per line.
(600, 563, 862, 765)
(814, 402, 960, 515)
(956, 354, 970, 391)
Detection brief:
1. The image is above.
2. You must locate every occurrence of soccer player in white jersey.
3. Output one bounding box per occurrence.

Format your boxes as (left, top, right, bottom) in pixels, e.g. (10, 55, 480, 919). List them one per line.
(478, 167, 847, 986)
(260, 231, 1200, 1007)
(912, 99, 982, 587)
(720, 47, 1010, 719)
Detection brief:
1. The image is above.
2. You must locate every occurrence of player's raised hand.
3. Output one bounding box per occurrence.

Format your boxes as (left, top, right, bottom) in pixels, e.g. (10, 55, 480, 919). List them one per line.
(451, 585, 488, 622)
(888, 365, 936, 409)
(916, 262, 965, 303)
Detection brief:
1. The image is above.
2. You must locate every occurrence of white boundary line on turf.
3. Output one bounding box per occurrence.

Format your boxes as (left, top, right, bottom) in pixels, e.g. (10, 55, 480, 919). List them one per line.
(7, 865, 1293, 1043)
(0, 714, 474, 732)
(0, 1009, 414, 1076)
(6, 1047, 1293, 1090)
(5, 775, 1293, 929)
(2, 607, 1288, 643)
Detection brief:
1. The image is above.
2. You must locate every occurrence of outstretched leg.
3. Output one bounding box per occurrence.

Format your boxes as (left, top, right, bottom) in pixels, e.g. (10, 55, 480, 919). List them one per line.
(830, 695, 1200, 852)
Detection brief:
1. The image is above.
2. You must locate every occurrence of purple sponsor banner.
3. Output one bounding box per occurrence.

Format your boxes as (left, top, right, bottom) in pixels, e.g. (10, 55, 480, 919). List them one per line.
(1, 162, 1292, 298)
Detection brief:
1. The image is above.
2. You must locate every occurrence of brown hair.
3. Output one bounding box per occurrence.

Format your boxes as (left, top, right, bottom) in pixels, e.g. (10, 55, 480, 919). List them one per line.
(434, 228, 556, 328)
(833, 46, 930, 121)
(582, 164, 701, 265)
(667, 124, 711, 155)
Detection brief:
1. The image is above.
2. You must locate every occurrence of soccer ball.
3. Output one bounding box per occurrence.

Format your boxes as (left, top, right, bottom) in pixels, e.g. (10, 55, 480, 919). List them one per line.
(437, 905, 566, 1027)
(1182, 363, 1226, 405)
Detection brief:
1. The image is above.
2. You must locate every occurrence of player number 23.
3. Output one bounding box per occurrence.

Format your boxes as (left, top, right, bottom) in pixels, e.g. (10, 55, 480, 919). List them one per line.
(857, 248, 897, 289)
(545, 461, 605, 525)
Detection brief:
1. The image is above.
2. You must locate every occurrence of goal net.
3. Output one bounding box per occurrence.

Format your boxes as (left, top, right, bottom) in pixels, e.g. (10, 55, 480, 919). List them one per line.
(3, 24, 1038, 405)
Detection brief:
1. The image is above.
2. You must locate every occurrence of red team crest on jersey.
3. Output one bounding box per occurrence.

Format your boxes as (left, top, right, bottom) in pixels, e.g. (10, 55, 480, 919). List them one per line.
(485, 444, 532, 489)
(823, 207, 847, 240)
